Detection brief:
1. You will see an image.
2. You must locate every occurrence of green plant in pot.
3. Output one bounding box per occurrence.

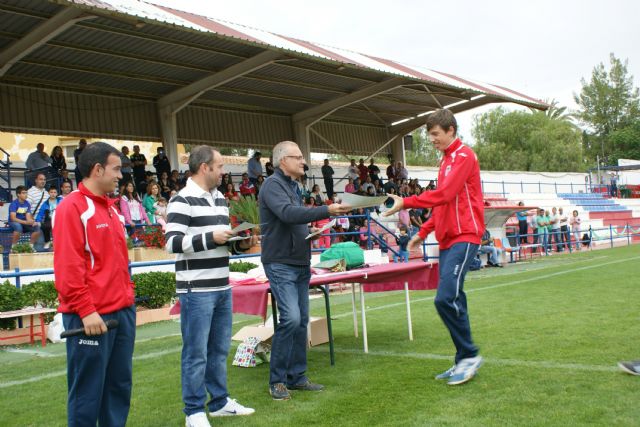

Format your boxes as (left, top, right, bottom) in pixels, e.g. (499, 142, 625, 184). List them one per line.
(11, 242, 34, 254)
(228, 195, 260, 235)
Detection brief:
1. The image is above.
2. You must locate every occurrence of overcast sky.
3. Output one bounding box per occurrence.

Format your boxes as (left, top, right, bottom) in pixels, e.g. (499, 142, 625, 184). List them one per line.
(153, 0, 640, 143)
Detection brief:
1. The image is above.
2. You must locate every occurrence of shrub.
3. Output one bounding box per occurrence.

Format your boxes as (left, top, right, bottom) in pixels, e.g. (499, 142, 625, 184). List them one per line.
(22, 280, 58, 323)
(132, 272, 175, 309)
(229, 261, 258, 273)
(11, 243, 33, 254)
(0, 280, 24, 330)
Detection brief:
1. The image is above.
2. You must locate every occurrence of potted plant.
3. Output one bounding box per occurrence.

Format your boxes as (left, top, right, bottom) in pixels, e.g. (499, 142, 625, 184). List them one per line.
(132, 226, 174, 262)
(228, 195, 261, 253)
(9, 242, 54, 270)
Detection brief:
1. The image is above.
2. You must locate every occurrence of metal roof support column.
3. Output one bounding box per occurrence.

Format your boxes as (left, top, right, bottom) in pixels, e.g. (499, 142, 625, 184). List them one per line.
(0, 7, 94, 77)
(391, 136, 406, 169)
(159, 105, 179, 174)
(293, 121, 311, 165)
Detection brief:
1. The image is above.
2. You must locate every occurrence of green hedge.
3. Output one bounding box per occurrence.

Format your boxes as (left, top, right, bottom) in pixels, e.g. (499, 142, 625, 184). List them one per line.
(132, 272, 176, 309)
(229, 261, 258, 273)
(0, 281, 24, 330)
(0, 271, 178, 330)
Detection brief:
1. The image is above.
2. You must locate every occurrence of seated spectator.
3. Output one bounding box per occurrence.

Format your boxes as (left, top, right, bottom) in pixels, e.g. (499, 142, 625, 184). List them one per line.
(239, 173, 257, 196)
(36, 185, 62, 249)
(158, 171, 172, 199)
(142, 181, 160, 223)
(478, 229, 503, 267)
(60, 169, 73, 190)
(344, 177, 356, 194)
(8, 185, 40, 249)
(224, 183, 239, 201)
(120, 181, 150, 230)
(170, 169, 180, 189)
(394, 225, 410, 263)
(310, 184, 324, 206)
(50, 145, 66, 173)
(360, 176, 374, 194)
(255, 175, 265, 195)
(60, 181, 73, 198)
(218, 173, 231, 194)
(383, 177, 398, 194)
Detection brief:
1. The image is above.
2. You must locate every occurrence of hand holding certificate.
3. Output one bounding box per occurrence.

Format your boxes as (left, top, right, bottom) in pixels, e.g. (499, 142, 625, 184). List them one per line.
(340, 193, 388, 209)
(306, 218, 336, 240)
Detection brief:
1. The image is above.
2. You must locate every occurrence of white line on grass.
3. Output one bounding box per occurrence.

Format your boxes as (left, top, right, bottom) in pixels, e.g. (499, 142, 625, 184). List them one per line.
(2, 255, 635, 389)
(332, 254, 640, 319)
(0, 348, 182, 389)
(314, 348, 619, 373)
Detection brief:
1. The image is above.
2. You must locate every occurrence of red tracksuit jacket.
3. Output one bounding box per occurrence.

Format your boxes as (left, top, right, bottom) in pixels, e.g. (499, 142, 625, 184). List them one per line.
(53, 183, 134, 318)
(403, 138, 485, 249)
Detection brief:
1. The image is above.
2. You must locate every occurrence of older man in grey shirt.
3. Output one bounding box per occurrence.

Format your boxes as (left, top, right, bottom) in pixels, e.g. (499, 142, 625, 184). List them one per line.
(259, 141, 351, 401)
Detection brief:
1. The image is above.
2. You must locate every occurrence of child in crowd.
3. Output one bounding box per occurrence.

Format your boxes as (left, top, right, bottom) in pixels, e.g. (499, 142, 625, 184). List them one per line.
(8, 185, 40, 248)
(36, 185, 63, 249)
(154, 197, 168, 230)
(394, 225, 410, 263)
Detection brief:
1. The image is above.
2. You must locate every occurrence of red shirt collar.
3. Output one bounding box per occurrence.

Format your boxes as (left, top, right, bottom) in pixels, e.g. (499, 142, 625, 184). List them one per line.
(444, 138, 462, 156)
(78, 182, 115, 208)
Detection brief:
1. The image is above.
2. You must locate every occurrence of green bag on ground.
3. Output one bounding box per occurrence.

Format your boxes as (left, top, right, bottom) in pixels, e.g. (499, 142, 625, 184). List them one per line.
(320, 242, 365, 269)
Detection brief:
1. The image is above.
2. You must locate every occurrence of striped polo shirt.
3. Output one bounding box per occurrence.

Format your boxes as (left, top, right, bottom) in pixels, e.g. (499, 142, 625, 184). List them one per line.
(165, 178, 231, 293)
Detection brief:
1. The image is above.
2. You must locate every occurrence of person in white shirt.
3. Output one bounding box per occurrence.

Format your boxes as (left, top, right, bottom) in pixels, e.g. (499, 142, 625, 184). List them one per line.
(549, 207, 562, 252)
(558, 207, 569, 251)
(27, 172, 47, 228)
(569, 210, 582, 251)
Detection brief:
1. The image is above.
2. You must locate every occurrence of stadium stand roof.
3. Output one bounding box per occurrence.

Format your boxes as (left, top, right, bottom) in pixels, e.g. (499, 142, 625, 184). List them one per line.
(0, 0, 547, 166)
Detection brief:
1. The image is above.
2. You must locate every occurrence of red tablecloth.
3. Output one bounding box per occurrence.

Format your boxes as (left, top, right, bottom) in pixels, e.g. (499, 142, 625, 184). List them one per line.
(231, 261, 439, 318)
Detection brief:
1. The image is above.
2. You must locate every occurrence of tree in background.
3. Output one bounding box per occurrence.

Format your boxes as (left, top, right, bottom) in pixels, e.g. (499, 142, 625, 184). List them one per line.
(471, 106, 583, 172)
(574, 53, 640, 163)
(405, 128, 440, 167)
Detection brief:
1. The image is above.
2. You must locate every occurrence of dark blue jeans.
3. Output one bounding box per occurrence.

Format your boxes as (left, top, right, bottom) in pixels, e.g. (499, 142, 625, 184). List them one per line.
(264, 263, 311, 386)
(63, 305, 136, 427)
(179, 289, 232, 416)
(435, 243, 479, 363)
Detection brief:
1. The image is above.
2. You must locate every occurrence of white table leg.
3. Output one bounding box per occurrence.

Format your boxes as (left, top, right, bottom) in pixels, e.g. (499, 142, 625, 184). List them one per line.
(404, 281, 413, 341)
(360, 282, 368, 353)
(351, 282, 358, 337)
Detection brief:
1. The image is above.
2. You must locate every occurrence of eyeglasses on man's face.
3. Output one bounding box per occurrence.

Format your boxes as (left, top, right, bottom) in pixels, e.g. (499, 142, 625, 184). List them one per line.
(285, 155, 305, 162)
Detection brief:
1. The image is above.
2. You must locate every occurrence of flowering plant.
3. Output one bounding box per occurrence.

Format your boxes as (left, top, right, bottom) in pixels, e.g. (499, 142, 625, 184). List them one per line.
(133, 226, 165, 249)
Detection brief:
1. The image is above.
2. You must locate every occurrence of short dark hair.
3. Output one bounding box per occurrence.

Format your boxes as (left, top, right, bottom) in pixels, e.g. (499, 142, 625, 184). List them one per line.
(188, 145, 216, 174)
(16, 185, 27, 194)
(399, 225, 408, 232)
(426, 109, 457, 135)
(47, 184, 58, 192)
(78, 142, 120, 178)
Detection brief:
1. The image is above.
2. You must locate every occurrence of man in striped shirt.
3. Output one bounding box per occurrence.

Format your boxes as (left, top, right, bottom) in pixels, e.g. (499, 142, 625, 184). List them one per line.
(165, 145, 254, 427)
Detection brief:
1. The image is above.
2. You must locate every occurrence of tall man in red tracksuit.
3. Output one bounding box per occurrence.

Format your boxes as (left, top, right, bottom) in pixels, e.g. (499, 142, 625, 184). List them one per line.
(54, 142, 136, 426)
(385, 109, 485, 385)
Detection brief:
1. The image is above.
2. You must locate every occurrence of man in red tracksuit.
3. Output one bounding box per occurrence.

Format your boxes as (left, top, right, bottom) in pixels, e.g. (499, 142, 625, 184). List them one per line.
(54, 142, 136, 426)
(385, 109, 485, 385)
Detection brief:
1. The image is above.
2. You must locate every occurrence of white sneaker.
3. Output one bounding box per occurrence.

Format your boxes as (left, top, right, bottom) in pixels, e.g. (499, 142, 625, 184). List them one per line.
(43, 242, 51, 249)
(185, 412, 211, 427)
(209, 397, 255, 417)
(447, 356, 483, 385)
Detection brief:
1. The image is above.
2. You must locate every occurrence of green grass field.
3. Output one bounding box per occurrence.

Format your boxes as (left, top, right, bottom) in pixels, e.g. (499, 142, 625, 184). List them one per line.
(1, 245, 639, 426)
